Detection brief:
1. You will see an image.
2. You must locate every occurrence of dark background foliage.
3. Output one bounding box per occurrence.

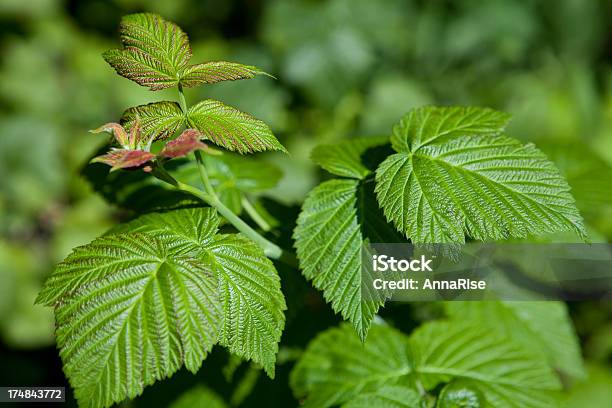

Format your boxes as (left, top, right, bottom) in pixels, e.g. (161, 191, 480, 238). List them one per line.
(1, 0, 612, 406)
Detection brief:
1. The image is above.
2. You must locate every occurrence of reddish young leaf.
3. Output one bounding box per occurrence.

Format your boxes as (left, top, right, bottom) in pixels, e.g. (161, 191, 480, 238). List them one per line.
(160, 129, 208, 158)
(90, 123, 130, 146)
(121, 101, 185, 142)
(92, 149, 155, 171)
(128, 119, 142, 149)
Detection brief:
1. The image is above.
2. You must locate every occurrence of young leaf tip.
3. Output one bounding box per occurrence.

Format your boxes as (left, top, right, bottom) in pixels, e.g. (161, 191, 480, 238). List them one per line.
(91, 149, 155, 171)
(104, 13, 191, 90)
(89, 122, 129, 146)
(160, 129, 208, 158)
(104, 13, 274, 91)
(258, 70, 277, 80)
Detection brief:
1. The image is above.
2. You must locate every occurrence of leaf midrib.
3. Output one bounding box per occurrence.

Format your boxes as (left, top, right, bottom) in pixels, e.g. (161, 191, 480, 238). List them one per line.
(397, 154, 459, 241)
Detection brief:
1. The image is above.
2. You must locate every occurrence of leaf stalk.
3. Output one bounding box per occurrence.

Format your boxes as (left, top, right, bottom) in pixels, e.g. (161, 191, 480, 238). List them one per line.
(153, 162, 283, 259)
(241, 196, 271, 232)
(155, 83, 288, 260)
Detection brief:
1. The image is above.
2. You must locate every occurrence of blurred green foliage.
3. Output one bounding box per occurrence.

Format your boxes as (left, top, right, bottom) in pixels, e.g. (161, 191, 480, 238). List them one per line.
(1, 0, 612, 406)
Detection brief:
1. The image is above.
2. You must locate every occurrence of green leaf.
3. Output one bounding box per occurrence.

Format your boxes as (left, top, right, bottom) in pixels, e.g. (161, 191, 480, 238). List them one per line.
(40, 232, 221, 407)
(342, 386, 422, 408)
(180, 61, 267, 88)
(103, 14, 270, 90)
(295, 135, 405, 336)
(294, 179, 384, 340)
(37, 208, 220, 306)
(410, 320, 561, 408)
(311, 136, 389, 179)
(444, 301, 585, 378)
(170, 385, 227, 408)
(121, 101, 185, 141)
(187, 99, 286, 154)
(108, 209, 285, 376)
(106, 207, 220, 244)
(292, 320, 562, 408)
(290, 323, 412, 408)
(38, 208, 285, 406)
(375, 106, 586, 244)
(103, 13, 192, 90)
(209, 234, 286, 377)
(205, 155, 282, 193)
(390, 106, 511, 152)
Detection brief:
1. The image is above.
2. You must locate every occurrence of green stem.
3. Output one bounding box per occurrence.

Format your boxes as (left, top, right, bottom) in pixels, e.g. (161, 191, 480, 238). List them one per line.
(194, 150, 217, 199)
(241, 196, 271, 232)
(153, 163, 283, 259)
(177, 83, 188, 113)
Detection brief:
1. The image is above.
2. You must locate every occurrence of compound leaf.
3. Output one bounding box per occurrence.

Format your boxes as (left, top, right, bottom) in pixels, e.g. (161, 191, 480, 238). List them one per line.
(411, 320, 561, 408)
(375, 106, 586, 244)
(187, 99, 286, 154)
(41, 231, 221, 407)
(38, 208, 285, 406)
(292, 320, 562, 408)
(444, 301, 585, 379)
(103, 13, 192, 90)
(121, 101, 185, 141)
(103, 14, 271, 91)
(180, 61, 267, 88)
(290, 324, 412, 408)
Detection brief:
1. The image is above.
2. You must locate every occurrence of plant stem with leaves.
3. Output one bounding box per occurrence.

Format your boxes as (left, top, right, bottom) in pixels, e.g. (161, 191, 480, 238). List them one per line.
(153, 158, 283, 259)
(174, 86, 283, 258)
